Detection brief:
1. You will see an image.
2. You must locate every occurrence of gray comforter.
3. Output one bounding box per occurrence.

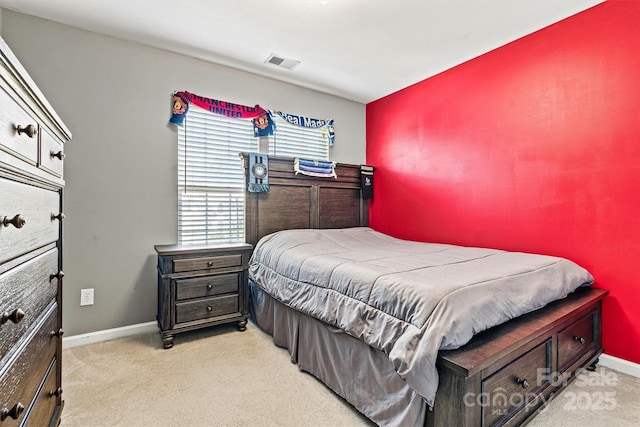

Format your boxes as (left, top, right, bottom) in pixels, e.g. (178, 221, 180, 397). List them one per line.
(248, 227, 593, 407)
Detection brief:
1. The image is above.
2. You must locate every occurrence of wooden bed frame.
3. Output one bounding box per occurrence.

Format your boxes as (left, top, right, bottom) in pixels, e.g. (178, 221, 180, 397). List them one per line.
(241, 153, 608, 427)
(242, 153, 368, 246)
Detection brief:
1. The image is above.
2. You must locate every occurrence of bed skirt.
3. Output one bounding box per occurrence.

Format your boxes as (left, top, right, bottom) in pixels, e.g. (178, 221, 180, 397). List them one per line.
(249, 280, 427, 427)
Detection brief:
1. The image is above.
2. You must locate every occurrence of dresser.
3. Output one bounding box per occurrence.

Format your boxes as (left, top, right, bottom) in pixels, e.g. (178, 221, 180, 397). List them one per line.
(155, 243, 252, 349)
(0, 37, 71, 426)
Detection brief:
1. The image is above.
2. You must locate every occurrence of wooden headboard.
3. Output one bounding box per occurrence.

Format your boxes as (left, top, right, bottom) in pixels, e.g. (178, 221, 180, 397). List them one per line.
(242, 153, 370, 246)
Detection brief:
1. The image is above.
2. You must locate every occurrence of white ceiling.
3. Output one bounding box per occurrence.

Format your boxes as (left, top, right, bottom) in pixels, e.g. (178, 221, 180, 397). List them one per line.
(0, 0, 604, 103)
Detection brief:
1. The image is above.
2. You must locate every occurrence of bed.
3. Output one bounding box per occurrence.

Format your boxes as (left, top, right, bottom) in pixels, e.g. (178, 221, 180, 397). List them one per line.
(241, 153, 607, 427)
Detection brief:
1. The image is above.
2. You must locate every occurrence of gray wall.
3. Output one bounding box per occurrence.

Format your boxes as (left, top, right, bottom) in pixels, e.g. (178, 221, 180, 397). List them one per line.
(1, 11, 366, 336)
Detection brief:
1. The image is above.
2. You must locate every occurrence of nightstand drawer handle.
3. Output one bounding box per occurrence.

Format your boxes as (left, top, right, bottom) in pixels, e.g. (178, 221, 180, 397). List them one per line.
(2, 214, 26, 228)
(207, 284, 213, 290)
(207, 261, 214, 267)
(573, 336, 586, 344)
(516, 377, 529, 389)
(1, 402, 25, 421)
(17, 123, 37, 138)
(207, 306, 213, 312)
(1, 309, 25, 326)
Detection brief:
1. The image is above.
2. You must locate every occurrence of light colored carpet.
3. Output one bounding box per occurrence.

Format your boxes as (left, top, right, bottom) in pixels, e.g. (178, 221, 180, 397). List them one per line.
(61, 322, 639, 426)
(61, 323, 374, 427)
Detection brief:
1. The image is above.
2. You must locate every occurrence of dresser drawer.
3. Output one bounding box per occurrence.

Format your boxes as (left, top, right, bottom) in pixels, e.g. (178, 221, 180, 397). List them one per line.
(175, 273, 240, 301)
(176, 294, 240, 324)
(38, 129, 64, 178)
(0, 178, 60, 265)
(173, 254, 243, 273)
(0, 249, 59, 361)
(0, 87, 39, 167)
(0, 305, 58, 426)
(558, 312, 595, 371)
(482, 339, 552, 426)
(23, 359, 59, 426)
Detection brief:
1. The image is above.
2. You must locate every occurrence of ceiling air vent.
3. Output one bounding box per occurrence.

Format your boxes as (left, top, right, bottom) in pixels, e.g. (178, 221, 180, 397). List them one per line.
(264, 53, 301, 70)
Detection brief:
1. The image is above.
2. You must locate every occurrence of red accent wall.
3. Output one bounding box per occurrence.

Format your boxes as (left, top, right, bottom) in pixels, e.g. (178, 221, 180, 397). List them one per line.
(366, 0, 640, 364)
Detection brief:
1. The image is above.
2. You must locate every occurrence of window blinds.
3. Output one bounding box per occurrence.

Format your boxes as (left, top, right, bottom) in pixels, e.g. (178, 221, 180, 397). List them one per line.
(178, 108, 257, 245)
(178, 108, 330, 246)
(268, 114, 329, 159)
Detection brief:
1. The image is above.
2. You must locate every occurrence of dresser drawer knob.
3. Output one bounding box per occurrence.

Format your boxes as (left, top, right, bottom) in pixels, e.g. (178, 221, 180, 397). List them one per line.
(573, 336, 586, 344)
(2, 214, 26, 228)
(1, 309, 25, 326)
(50, 328, 64, 338)
(0, 402, 25, 421)
(207, 261, 214, 267)
(207, 284, 213, 290)
(207, 306, 213, 312)
(50, 150, 65, 160)
(51, 212, 66, 222)
(48, 387, 63, 398)
(16, 123, 37, 138)
(516, 377, 529, 389)
(50, 271, 65, 281)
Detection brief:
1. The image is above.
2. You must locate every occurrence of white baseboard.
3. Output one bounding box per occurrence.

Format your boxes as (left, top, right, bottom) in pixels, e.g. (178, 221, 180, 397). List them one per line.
(599, 353, 640, 378)
(62, 321, 157, 350)
(62, 324, 640, 379)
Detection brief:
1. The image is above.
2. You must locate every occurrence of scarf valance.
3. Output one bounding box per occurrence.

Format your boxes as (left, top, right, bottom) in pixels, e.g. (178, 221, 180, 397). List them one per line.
(170, 91, 268, 125)
(169, 91, 334, 146)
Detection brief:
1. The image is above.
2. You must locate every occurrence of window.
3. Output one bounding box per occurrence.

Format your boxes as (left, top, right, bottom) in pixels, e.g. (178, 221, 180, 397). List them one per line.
(268, 114, 330, 160)
(178, 108, 330, 246)
(178, 108, 255, 245)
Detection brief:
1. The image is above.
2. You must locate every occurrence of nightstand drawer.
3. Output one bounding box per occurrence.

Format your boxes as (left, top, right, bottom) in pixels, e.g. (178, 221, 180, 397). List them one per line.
(175, 294, 239, 324)
(175, 273, 240, 301)
(173, 254, 242, 273)
(558, 312, 595, 371)
(482, 339, 552, 426)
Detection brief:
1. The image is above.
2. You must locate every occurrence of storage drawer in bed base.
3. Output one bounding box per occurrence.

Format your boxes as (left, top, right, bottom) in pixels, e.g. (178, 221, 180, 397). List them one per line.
(429, 287, 607, 427)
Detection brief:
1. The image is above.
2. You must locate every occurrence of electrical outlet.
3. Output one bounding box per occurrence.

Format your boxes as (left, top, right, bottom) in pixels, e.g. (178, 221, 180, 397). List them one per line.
(80, 288, 94, 306)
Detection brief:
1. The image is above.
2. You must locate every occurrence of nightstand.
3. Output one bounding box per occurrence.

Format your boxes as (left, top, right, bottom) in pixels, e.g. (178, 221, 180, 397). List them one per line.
(154, 243, 253, 349)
